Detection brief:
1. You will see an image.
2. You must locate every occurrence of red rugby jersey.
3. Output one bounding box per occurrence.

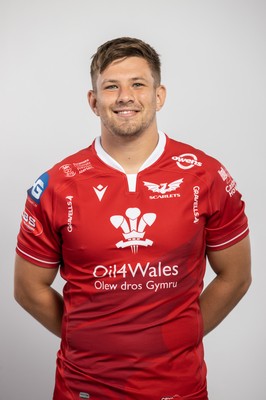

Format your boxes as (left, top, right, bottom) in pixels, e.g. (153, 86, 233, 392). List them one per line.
(16, 132, 249, 400)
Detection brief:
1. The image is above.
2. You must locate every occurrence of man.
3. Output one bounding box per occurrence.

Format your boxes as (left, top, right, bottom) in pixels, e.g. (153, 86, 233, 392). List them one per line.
(14, 37, 251, 400)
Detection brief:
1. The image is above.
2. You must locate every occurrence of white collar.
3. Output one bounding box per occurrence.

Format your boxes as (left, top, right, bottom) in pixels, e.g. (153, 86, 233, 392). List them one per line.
(94, 131, 166, 173)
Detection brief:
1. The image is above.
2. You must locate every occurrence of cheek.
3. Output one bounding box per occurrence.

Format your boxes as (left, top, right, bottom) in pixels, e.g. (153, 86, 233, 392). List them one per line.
(96, 95, 116, 113)
(94, 100, 107, 116)
(93, 106, 100, 116)
(137, 93, 156, 109)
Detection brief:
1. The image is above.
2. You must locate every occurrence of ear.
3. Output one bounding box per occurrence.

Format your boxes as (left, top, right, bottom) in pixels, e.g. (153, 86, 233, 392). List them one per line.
(155, 85, 166, 111)
(87, 90, 99, 116)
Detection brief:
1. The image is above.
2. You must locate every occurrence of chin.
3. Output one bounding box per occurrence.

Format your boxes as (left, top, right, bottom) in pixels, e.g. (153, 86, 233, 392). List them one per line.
(112, 121, 152, 138)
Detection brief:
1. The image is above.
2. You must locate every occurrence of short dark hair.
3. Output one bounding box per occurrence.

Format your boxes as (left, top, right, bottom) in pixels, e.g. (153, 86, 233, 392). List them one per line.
(90, 37, 161, 89)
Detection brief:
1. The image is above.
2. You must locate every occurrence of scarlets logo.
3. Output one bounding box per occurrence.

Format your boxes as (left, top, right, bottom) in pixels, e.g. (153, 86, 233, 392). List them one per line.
(110, 208, 156, 253)
(143, 179, 183, 194)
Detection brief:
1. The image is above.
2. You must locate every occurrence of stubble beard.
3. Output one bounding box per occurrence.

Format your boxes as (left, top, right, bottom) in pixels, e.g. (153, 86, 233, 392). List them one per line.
(102, 112, 156, 139)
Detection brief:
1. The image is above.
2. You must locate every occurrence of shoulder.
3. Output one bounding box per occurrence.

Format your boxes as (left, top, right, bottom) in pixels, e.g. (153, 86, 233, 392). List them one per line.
(50, 145, 95, 180)
(27, 143, 96, 204)
(165, 135, 222, 178)
(164, 135, 241, 201)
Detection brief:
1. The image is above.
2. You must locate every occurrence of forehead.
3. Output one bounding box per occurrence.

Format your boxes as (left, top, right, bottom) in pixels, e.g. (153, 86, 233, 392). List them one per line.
(97, 56, 154, 84)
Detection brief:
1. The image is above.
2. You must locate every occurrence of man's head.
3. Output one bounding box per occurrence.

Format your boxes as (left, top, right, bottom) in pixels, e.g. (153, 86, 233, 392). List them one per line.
(88, 37, 166, 141)
(90, 37, 161, 90)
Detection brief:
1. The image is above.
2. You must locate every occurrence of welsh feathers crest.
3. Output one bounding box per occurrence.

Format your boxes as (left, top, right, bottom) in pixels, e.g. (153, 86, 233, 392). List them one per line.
(110, 208, 156, 253)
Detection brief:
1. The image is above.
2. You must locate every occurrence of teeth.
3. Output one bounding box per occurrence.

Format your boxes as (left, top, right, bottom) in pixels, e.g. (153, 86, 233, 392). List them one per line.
(118, 111, 133, 114)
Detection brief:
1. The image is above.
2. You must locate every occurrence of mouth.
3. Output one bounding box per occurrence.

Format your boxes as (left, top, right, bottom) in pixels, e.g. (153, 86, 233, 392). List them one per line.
(113, 109, 140, 117)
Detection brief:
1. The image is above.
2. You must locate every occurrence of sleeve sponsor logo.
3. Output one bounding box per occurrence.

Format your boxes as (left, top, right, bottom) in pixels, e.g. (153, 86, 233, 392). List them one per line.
(172, 153, 202, 170)
(217, 166, 237, 197)
(21, 208, 43, 236)
(27, 172, 49, 204)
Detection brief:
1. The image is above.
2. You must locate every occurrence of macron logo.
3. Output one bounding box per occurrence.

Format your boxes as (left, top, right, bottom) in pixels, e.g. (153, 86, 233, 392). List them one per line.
(93, 184, 108, 201)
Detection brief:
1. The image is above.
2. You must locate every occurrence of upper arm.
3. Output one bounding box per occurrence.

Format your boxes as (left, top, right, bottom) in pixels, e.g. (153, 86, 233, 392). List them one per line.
(14, 254, 59, 302)
(207, 235, 252, 284)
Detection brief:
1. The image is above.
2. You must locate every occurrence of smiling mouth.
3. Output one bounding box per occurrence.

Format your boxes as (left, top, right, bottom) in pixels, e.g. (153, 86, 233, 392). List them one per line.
(113, 109, 140, 116)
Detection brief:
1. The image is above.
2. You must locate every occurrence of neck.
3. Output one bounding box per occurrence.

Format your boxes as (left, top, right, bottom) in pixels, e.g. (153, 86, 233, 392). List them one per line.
(100, 129, 159, 174)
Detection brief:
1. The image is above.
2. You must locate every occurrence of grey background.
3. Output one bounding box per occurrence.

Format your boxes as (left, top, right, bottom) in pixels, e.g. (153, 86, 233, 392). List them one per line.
(1, 0, 265, 399)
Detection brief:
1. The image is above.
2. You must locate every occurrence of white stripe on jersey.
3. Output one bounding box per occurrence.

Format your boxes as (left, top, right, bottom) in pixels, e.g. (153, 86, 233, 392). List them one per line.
(207, 227, 249, 248)
(16, 246, 60, 266)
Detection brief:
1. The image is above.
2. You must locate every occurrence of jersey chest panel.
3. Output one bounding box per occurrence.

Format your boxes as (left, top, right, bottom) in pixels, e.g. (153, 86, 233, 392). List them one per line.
(58, 169, 207, 266)
(56, 168, 207, 318)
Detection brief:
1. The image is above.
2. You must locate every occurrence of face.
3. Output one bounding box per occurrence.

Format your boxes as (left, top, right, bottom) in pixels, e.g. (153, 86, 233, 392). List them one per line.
(88, 57, 166, 139)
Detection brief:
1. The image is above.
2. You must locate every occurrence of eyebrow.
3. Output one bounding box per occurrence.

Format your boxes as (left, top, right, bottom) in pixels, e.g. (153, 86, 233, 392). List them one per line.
(101, 77, 148, 85)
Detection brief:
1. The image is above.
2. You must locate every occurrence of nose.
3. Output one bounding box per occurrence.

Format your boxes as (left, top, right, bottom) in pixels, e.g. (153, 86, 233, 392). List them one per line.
(116, 85, 135, 104)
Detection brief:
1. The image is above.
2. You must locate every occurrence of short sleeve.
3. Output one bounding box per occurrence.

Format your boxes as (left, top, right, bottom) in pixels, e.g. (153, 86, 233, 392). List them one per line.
(16, 172, 62, 268)
(205, 164, 249, 251)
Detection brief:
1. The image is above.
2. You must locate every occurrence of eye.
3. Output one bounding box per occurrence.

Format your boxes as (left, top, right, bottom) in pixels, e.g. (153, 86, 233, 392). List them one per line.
(132, 82, 144, 88)
(104, 84, 118, 90)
